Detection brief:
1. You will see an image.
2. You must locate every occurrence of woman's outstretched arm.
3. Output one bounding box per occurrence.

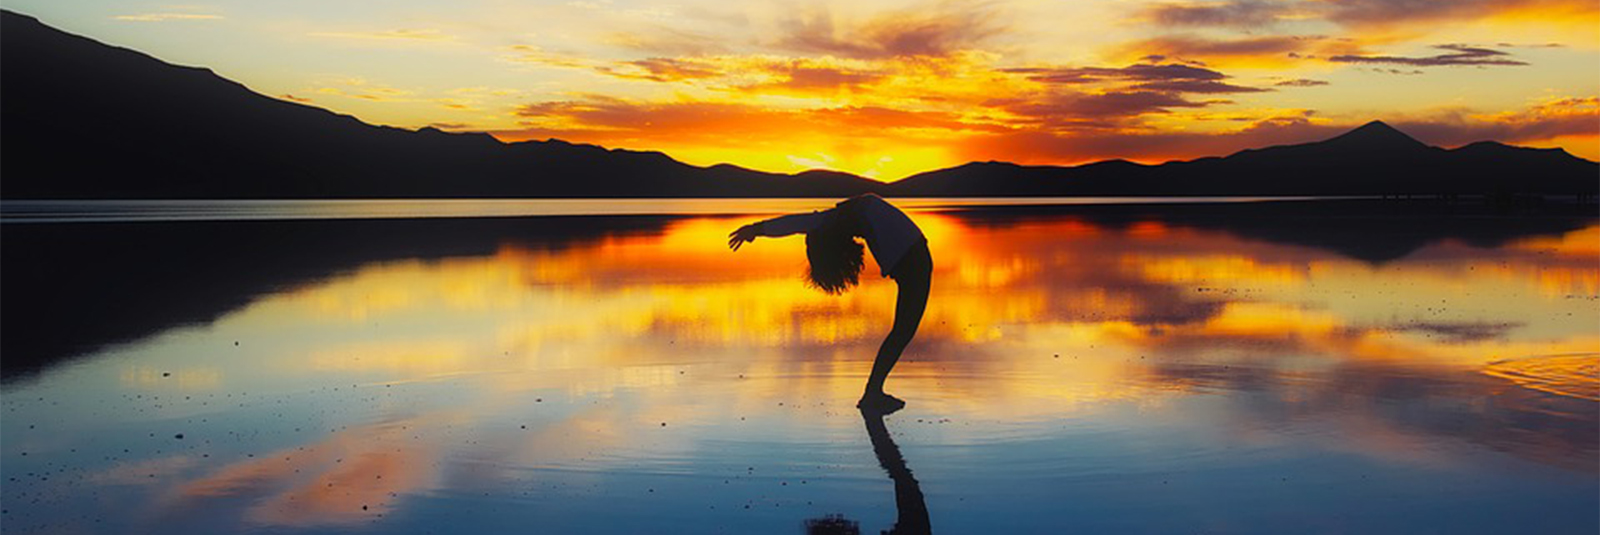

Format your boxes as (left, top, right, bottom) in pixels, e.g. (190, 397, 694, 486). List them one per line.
(728, 210, 830, 251)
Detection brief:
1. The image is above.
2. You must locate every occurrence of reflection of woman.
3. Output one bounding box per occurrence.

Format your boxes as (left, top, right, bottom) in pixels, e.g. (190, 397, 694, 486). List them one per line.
(801, 409, 933, 535)
(860, 408, 931, 535)
(729, 194, 931, 412)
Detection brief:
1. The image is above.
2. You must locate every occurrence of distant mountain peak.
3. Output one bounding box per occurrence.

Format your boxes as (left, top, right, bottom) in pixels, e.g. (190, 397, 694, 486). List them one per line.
(1326, 120, 1428, 149)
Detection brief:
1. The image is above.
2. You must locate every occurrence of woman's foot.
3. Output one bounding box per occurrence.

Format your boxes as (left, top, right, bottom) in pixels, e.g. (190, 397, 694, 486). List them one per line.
(856, 392, 906, 415)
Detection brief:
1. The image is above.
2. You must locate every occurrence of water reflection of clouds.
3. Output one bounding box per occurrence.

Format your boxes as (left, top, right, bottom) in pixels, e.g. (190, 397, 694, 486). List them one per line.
(168, 417, 444, 527)
(195, 215, 1593, 437)
(9, 209, 1594, 532)
(218, 213, 1596, 393)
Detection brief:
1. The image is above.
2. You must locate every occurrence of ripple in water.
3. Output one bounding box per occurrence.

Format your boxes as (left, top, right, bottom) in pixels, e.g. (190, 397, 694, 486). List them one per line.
(1483, 354, 1600, 402)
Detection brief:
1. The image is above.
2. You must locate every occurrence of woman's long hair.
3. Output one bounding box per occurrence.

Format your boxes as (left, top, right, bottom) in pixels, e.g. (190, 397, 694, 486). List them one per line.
(805, 221, 865, 295)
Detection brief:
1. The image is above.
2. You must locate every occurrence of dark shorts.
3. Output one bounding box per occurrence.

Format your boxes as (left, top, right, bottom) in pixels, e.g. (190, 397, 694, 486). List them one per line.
(888, 238, 932, 282)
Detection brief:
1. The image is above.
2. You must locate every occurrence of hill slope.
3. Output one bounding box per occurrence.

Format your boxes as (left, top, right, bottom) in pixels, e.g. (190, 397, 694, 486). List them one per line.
(0, 10, 880, 198)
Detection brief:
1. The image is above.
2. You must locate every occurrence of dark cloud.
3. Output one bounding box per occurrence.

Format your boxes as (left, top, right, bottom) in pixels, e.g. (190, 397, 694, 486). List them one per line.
(1139, 0, 1294, 27)
(1132, 0, 1597, 30)
(1274, 78, 1330, 87)
(1122, 35, 1315, 62)
(1004, 63, 1227, 84)
(1004, 63, 1269, 93)
(999, 63, 1270, 122)
(998, 91, 1215, 121)
(1324, 0, 1597, 27)
(987, 62, 1272, 132)
(1389, 321, 1523, 342)
(1328, 44, 1529, 67)
(1134, 0, 1597, 30)
(1132, 80, 1271, 93)
(775, 3, 1002, 59)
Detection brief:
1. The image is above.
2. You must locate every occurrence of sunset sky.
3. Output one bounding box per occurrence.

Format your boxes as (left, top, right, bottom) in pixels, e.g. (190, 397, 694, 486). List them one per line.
(8, 0, 1598, 179)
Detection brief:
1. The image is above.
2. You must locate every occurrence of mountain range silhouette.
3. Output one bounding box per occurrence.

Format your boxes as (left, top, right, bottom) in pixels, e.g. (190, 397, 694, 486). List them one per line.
(2, 10, 1595, 199)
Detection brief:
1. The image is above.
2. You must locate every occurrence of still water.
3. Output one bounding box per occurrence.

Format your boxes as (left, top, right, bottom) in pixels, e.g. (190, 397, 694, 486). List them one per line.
(2, 200, 1596, 534)
(0, 197, 1334, 223)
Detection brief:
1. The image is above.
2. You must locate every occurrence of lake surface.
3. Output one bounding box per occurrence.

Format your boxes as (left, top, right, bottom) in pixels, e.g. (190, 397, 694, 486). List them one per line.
(2, 199, 1596, 534)
(0, 197, 1338, 223)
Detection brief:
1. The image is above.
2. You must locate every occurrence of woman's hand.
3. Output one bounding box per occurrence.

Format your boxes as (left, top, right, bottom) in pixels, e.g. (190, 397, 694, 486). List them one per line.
(728, 224, 759, 251)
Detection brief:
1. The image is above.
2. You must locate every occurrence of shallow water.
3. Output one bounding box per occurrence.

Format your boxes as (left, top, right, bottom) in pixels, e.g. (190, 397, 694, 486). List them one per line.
(2, 200, 1596, 534)
(0, 197, 1334, 223)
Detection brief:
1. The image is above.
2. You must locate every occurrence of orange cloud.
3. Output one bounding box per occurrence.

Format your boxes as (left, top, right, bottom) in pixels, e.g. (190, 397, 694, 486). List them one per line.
(1389, 97, 1600, 155)
(496, 48, 1335, 174)
(742, 61, 886, 92)
(464, 0, 1595, 177)
(595, 57, 724, 82)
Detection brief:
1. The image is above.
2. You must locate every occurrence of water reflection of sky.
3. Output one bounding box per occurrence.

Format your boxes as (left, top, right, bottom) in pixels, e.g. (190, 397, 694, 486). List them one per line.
(3, 208, 1596, 534)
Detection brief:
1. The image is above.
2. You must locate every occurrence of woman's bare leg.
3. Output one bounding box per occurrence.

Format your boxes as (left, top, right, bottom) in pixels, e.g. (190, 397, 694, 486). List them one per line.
(863, 269, 930, 401)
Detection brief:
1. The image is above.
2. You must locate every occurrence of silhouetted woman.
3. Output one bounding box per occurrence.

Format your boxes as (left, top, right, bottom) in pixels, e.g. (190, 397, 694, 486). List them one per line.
(729, 194, 931, 413)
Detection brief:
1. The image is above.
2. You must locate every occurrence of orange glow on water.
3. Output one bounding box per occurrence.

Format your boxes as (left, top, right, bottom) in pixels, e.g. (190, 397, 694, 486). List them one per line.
(9, 208, 1595, 531)
(204, 213, 1600, 398)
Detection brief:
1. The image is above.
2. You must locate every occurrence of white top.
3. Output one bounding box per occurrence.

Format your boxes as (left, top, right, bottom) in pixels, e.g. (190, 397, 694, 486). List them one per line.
(758, 194, 926, 277)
